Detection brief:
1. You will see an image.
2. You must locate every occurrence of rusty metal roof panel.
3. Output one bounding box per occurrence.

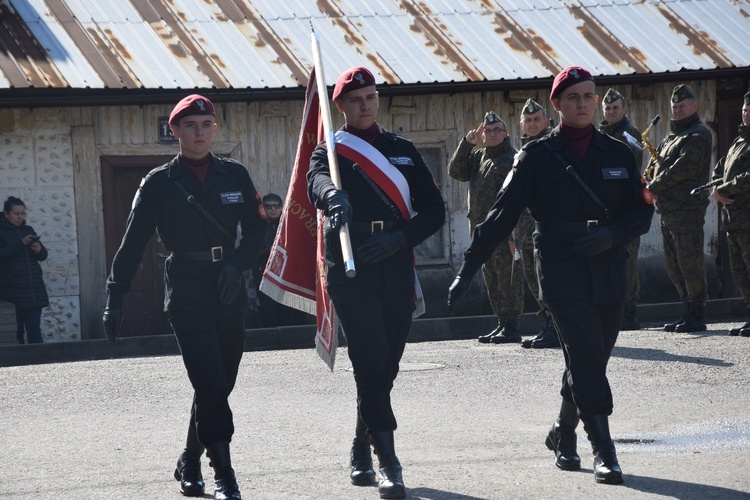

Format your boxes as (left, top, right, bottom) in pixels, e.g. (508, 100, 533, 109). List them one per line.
(0, 0, 749, 94)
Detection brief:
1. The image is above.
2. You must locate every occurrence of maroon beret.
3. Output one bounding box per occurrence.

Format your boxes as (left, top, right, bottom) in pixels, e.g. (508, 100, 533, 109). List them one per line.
(332, 66, 376, 101)
(169, 94, 215, 125)
(550, 66, 594, 100)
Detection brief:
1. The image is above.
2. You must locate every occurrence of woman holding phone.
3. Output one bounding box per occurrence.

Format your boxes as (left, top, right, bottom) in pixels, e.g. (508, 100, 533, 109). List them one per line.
(0, 196, 49, 344)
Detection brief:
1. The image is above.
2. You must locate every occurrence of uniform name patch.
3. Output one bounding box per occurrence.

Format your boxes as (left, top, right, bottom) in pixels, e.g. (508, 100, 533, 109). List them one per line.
(602, 168, 629, 180)
(220, 192, 244, 204)
(388, 157, 414, 166)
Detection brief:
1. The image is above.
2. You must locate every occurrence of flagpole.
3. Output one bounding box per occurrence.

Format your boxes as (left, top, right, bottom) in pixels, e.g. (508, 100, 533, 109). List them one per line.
(311, 27, 356, 278)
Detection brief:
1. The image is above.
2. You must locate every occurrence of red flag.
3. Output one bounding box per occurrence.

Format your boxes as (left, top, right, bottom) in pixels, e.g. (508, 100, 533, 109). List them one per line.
(260, 70, 338, 369)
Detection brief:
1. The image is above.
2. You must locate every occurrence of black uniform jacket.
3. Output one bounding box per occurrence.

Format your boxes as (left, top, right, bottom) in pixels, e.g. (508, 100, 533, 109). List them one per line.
(465, 126, 654, 304)
(107, 154, 267, 310)
(307, 127, 445, 288)
(0, 216, 49, 308)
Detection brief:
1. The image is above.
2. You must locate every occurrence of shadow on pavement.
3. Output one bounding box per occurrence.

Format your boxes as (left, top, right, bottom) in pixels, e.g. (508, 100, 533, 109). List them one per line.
(408, 487, 487, 500)
(624, 474, 750, 499)
(612, 345, 733, 367)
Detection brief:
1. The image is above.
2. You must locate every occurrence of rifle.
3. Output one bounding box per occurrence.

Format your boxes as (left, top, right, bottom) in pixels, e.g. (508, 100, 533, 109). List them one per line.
(311, 26, 356, 278)
(690, 179, 721, 196)
(642, 115, 661, 181)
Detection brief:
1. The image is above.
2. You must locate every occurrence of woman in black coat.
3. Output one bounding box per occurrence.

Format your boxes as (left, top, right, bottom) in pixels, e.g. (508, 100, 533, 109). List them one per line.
(0, 196, 49, 344)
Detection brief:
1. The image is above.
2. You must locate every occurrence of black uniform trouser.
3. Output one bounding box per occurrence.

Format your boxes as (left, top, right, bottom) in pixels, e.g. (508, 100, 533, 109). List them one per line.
(544, 298, 623, 421)
(169, 298, 246, 447)
(328, 284, 414, 433)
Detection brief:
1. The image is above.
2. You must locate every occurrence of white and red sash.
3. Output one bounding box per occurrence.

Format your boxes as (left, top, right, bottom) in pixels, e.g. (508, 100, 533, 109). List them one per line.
(333, 131, 425, 317)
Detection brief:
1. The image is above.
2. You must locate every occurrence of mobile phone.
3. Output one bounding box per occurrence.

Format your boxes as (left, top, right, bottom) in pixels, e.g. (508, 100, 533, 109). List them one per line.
(29, 235, 41, 243)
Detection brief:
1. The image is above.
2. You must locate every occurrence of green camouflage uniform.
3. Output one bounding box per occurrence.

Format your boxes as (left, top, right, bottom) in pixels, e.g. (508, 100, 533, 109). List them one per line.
(712, 120, 750, 307)
(600, 111, 644, 310)
(649, 99, 713, 305)
(449, 136, 523, 318)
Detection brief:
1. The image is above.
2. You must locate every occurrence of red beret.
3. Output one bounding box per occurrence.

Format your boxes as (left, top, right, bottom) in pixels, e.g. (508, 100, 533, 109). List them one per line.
(332, 66, 376, 101)
(550, 66, 594, 100)
(169, 94, 215, 125)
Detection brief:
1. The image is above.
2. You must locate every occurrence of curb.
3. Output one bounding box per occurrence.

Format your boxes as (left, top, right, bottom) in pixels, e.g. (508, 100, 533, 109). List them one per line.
(1, 298, 748, 368)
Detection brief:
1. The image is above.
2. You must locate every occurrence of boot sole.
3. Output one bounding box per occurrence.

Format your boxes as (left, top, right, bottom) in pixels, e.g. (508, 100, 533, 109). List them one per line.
(595, 474, 624, 485)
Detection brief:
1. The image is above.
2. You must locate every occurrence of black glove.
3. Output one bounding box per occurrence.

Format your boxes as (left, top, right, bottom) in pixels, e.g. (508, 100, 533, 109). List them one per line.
(102, 293, 124, 346)
(573, 228, 613, 257)
(324, 190, 353, 231)
(447, 275, 471, 315)
(357, 231, 406, 264)
(217, 263, 242, 305)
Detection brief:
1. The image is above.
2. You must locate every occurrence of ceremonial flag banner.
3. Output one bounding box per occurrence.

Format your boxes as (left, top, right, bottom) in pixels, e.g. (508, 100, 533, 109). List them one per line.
(259, 70, 339, 370)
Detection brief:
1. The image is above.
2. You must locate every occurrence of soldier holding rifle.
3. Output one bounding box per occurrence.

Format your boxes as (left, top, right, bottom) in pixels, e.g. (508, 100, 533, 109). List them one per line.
(711, 91, 750, 336)
(647, 85, 713, 333)
(307, 66, 445, 499)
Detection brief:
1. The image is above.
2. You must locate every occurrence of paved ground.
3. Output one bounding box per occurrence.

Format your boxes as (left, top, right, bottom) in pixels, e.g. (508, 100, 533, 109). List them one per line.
(2, 314, 750, 500)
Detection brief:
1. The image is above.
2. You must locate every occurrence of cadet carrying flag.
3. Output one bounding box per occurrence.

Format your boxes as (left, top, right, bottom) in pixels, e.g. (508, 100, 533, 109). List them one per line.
(259, 69, 339, 370)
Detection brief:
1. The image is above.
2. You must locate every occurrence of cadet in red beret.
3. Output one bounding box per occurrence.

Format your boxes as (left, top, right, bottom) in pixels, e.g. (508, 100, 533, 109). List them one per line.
(104, 93, 268, 499)
(450, 65, 654, 485)
(308, 66, 445, 498)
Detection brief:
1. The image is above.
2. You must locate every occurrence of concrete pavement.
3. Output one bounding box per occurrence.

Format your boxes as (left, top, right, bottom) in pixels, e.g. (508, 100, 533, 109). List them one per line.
(1, 300, 749, 499)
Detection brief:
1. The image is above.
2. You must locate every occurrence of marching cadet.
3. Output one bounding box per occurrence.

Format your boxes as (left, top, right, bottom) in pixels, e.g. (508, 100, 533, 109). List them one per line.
(449, 66, 654, 485)
(448, 111, 523, 344)
(711, 91, 750, 336)
(599, 88, 645, 330)
(307, 66, 445, 499)
(103, 95, 267, 499)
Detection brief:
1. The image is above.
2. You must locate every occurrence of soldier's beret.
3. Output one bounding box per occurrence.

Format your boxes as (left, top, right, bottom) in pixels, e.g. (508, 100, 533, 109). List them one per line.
(169, 94, 215, 126)
(521, 99, 543, 115)
(551, 66, 594, 99)
(603, 88, 625, 104)
(333, 66, 376, 101)
(484, 111, 502, 125)
(671, 84, 696, 103)
(744, 91, 750, 106)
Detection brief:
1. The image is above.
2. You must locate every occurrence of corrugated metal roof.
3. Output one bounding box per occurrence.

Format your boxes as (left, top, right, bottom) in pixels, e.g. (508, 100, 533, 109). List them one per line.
(0, 0, 748, 95)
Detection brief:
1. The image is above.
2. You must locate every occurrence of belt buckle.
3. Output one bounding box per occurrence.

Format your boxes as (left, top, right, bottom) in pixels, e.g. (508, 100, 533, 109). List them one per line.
(586, 220, 599, 230)
(211, 246, 224, 262)
(371, 221, 384, 234)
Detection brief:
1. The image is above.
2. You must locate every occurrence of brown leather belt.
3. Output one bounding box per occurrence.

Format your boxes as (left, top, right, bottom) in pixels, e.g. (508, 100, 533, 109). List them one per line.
(171, 246, 233, 262)
(535, 220, 603, 233)
(348, 220, 404, 235)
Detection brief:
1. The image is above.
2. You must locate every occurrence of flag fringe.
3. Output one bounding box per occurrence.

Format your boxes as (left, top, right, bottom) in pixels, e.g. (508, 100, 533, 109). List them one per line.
(259, 279, 316, 316)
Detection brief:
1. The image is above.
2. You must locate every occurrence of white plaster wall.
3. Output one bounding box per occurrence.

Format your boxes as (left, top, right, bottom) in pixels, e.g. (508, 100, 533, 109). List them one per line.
(0, 109, 81, 342)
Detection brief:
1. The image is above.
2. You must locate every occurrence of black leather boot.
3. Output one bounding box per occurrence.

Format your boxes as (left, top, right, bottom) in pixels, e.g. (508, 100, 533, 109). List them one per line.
(674, 302, 706, 332)
(583, 415, 623, 485)
(728, 320, 750, 336)
(174, 422, 206, 496)
(490, 314, 521, 343)
(205, 441, 241, 500)
(620, 304, 641, 330)
(350, 414, 375, 485)
(664, 303, 689, 332)
(478, 316, 505, 343)
(370, 431, 406, 499)
(531, 316, 561, 349)
(544, 399, 581, 471)
(174, 450, 205, 496)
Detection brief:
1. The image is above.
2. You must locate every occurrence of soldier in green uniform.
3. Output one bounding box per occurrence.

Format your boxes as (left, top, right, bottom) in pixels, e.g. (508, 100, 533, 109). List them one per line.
(448, 112, 524, 343)
(515, 99, 560, 349)
(648, 84, 713, 332)
(711, 91, 750, 336)
(600, 88, 644, 330)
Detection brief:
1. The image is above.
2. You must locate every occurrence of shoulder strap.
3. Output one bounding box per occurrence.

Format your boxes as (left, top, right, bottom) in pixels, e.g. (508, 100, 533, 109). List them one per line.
(543, 142, 612, 222)
(173, 179, 235, 244)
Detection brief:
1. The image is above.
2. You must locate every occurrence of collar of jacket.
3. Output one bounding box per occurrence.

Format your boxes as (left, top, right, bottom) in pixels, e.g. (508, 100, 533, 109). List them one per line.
(670, 113, 701, 134)
(599, 115, 631, 136)
(738, 123, 749, 139)
(167, 153, 227, 179)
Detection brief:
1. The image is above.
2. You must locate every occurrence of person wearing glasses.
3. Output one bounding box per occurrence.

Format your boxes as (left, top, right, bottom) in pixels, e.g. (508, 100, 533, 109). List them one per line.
(448, 111, 524, 343)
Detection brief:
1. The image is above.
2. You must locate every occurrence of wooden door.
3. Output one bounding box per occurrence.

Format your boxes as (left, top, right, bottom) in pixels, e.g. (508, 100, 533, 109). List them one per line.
(101, 156, 173, 338)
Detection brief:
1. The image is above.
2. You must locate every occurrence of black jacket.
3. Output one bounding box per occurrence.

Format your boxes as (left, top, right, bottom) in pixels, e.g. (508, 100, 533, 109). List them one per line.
(307, 127, 445, 288)
(106, 154, 268, 311)
(464, 125, 654, 303)
(0, 216, 49, 308)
